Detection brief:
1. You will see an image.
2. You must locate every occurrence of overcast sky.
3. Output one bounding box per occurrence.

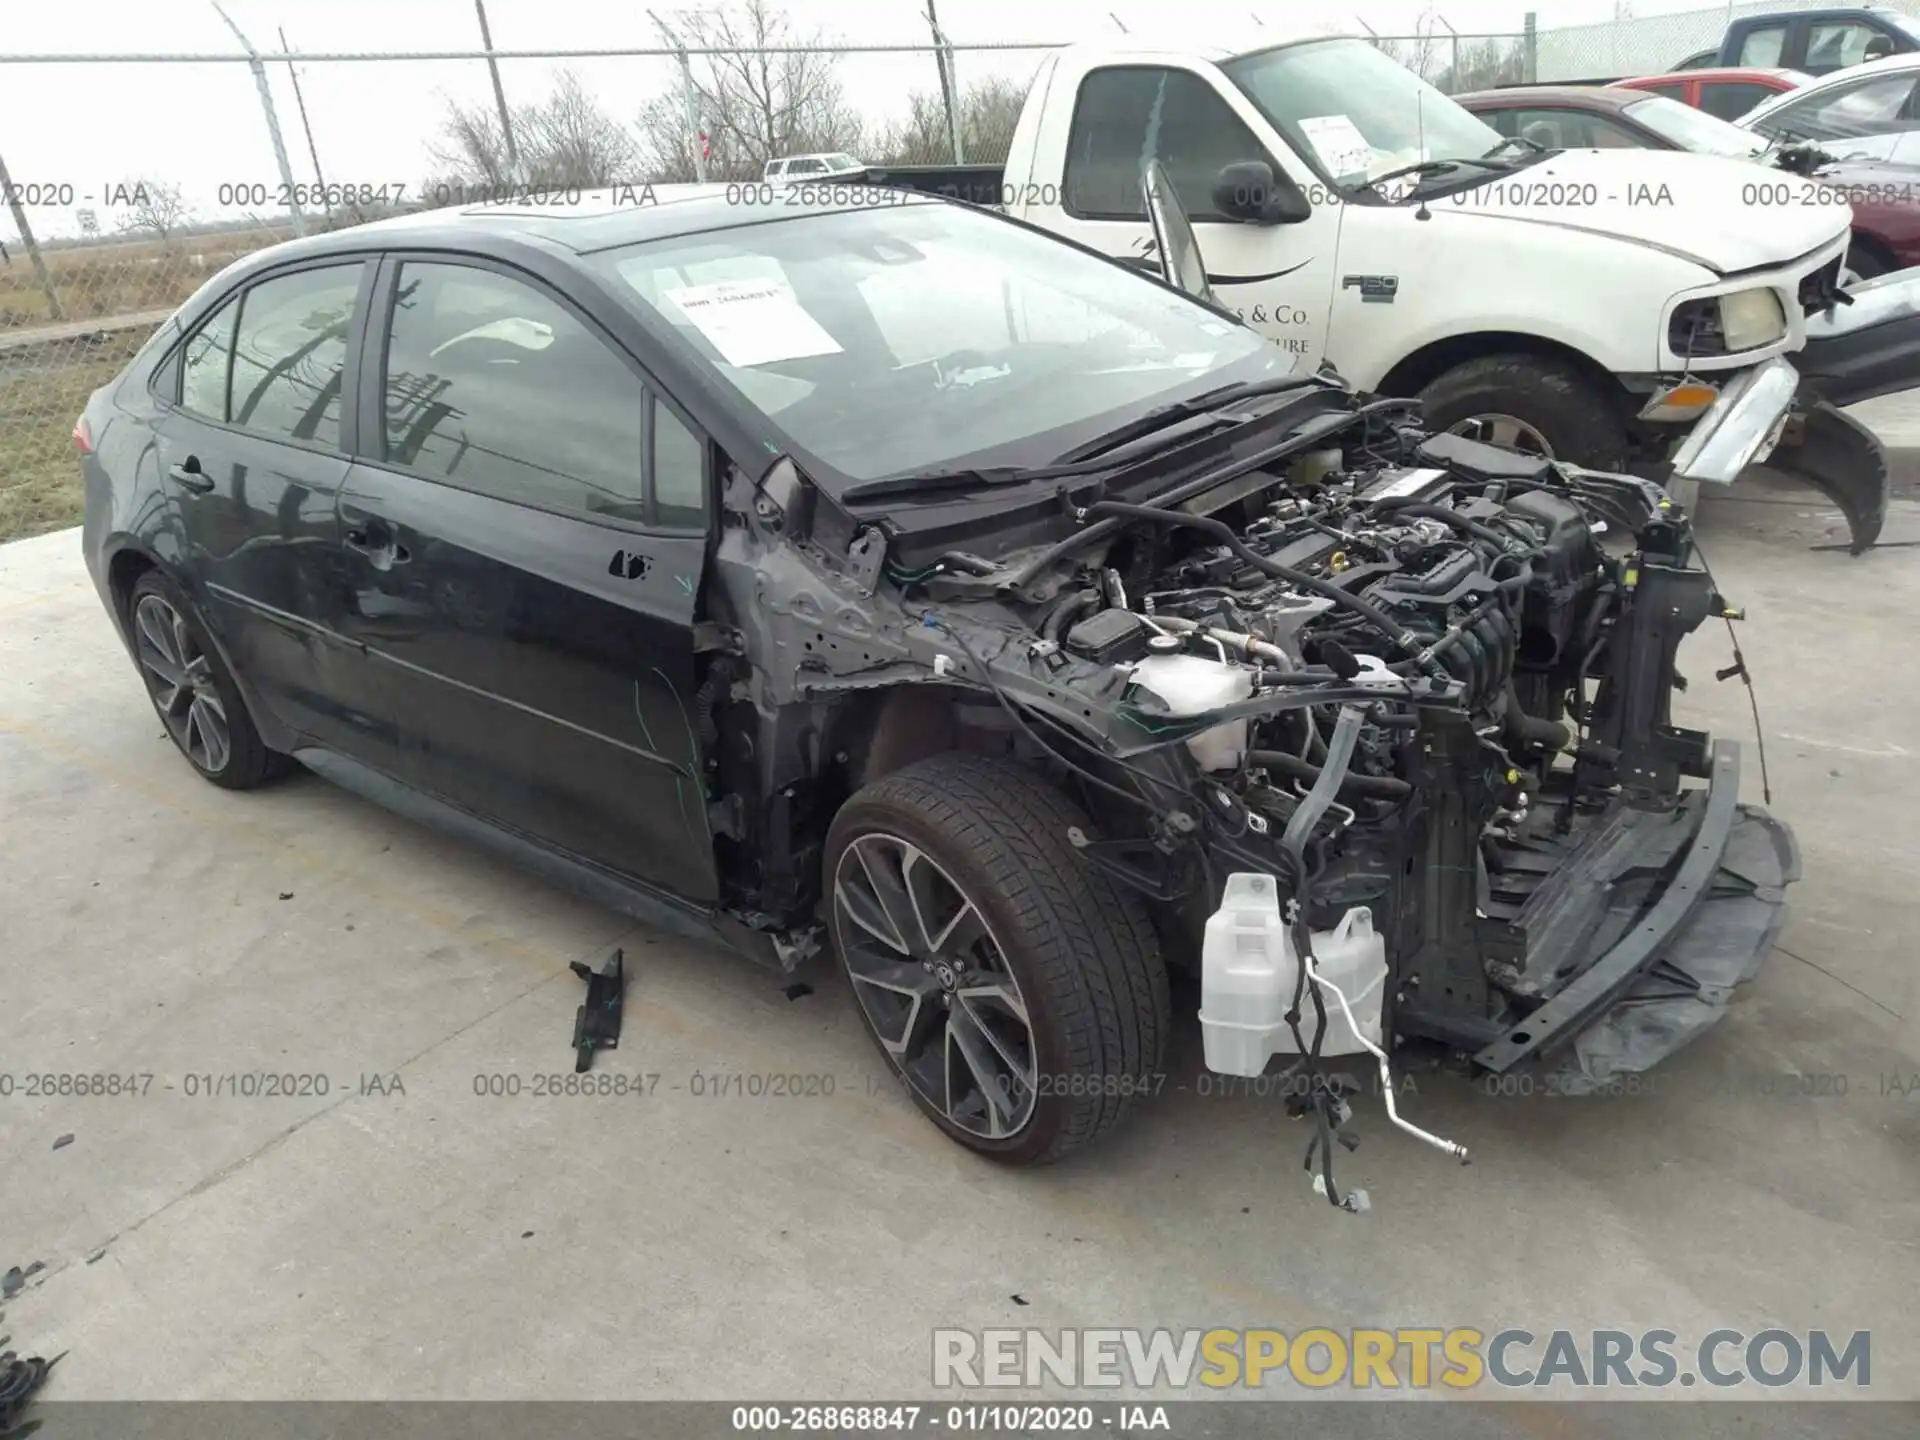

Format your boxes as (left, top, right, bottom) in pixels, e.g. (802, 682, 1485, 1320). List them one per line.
(3, 0, 1720, 240)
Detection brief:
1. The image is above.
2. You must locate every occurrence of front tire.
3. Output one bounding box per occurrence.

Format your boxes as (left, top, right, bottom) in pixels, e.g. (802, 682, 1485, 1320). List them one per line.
(825, 754, 1169, 1165)
(126, 570, 288, 790)
(1417, 352, 1630, 469)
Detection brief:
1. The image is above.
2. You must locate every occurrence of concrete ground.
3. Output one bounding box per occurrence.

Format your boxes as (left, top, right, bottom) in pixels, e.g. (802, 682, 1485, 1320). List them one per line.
(1, 463, 1916, 1418)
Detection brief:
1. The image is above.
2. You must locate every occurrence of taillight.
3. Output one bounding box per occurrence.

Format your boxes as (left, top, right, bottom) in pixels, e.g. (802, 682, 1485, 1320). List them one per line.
(73, 415, 93, 454)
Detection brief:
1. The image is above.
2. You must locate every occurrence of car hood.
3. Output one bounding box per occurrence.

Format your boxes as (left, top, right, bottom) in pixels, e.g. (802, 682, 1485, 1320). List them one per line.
(1442, 148, 1849, 274)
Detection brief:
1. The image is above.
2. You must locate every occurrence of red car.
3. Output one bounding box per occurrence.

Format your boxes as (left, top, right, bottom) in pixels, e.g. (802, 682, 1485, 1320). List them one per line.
(1616, 66, 1811, 121)
(1460, 83, 1920, 277)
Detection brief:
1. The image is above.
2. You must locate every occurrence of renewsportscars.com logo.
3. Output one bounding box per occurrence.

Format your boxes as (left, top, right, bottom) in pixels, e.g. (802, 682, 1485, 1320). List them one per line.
(932, 1327, 1872, 1392)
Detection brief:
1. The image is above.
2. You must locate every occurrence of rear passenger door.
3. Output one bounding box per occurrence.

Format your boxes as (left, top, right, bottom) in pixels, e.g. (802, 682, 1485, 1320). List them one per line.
(147, 258, 386, 760)
(335, 254, 718, 903)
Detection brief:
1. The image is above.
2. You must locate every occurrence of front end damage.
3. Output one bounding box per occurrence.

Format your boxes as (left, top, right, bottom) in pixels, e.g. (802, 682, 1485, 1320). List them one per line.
(716, 353, 1805, 1184)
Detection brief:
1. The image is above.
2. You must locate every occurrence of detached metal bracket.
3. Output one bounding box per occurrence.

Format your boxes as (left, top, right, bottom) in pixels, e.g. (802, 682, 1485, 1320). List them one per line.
(569, 948, 626, 1073)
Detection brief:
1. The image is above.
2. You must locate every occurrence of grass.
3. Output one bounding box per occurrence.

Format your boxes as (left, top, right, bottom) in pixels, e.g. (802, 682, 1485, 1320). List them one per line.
(0, 341, 144, 542)
(0, 228, 288, 329)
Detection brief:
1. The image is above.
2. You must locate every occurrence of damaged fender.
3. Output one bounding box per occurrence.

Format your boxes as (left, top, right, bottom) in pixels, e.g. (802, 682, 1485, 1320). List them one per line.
(1768, 399, 1891, 555)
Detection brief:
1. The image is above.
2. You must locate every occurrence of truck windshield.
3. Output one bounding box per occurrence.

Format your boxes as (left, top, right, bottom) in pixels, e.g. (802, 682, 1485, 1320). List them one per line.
(1221, 38, 1509, 189)
(1624, 95, 1768, 156)
(594, 201, 1289, 486)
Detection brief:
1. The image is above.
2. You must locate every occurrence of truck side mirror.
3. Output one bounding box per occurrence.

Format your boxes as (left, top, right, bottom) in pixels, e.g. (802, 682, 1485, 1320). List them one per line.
(1212, 161, 1311, 225)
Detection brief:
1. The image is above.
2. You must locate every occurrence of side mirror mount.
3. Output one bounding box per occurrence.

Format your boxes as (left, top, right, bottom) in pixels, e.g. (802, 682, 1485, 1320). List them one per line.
(1141, 160, 1216, 306)
(1212, 161, 1311, 225)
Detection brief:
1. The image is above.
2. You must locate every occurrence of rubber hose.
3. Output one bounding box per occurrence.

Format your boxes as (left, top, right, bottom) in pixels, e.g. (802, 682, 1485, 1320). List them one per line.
(1249, 749, 1412, 798)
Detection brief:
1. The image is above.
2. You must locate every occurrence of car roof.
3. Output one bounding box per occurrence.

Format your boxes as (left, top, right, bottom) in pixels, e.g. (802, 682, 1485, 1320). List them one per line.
(1058, 23, 1355, 65)
(219, 183, 937, 274)
(1625, 66, 1811, 85)
(1456, 85, 1650, 113)
(1744, 47, 1920, 118)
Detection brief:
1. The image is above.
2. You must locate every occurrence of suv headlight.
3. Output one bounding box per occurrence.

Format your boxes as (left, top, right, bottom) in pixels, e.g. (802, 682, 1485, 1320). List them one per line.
(1668, 287, 1787, 357)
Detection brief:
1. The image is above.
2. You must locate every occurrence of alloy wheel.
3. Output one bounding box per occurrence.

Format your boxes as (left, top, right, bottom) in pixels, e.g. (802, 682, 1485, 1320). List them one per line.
(133, 593, 232, 775)
(1447, 411, 1555, 457)
(832, 832, 1038, 1139)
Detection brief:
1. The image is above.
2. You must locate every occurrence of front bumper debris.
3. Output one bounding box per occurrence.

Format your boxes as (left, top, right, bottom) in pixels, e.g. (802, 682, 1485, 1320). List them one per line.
(1471, 741, 1799, 1084)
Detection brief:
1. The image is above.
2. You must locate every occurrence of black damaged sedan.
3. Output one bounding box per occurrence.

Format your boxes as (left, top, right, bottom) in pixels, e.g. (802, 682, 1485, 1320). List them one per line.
(78, 183, 1798, 1184)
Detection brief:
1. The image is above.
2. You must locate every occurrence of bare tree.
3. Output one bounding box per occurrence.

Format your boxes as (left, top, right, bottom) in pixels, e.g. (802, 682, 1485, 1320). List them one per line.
(635, 0, 862, 181)
(866, 74, 1033, 166)
(428, 68, 639, 195)
(113, 179, 191, 243)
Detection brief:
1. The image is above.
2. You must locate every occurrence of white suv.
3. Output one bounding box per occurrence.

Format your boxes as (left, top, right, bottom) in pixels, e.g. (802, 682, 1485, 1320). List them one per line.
(764, 153, 866, 183)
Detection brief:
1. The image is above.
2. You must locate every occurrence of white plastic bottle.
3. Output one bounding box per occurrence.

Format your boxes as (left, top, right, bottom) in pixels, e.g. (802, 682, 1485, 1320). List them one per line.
(1199, 872, 1387, 1077)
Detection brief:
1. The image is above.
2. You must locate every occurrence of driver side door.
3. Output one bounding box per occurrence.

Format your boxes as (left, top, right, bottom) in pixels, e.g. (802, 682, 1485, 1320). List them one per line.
(1038, 61, 1339, 369)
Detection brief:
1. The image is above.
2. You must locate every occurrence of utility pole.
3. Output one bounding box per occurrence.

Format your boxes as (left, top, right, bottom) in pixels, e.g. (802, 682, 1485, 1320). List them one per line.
(279, 27, 331, 221)
(650, 11, 708, 183)
(474, 0, 522, 181)
(0, 148, 63, 320)
(923, 0, 964, 165)
(210, 2, 305, 236)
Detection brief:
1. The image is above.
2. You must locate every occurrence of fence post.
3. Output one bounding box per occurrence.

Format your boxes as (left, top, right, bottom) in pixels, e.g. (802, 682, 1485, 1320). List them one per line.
(0, 147, 65, 322)
(923, 1, 965, 165)
(212, 3, 306, 237)
(678, 49, 708, 183)
(1523, 12, 1538, 83)
(474, 0, 522, 181)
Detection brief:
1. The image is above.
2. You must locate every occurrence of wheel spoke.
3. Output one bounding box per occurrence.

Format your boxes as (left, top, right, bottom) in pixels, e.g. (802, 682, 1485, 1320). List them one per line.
(945, 1006, 1022, 1138)
(189, 695, 231, 773)
(856, 839, 924, 953)
(955, 990, 1035, 1093)
(836, 848, 910, 955)
(846, 959, 941, 1059)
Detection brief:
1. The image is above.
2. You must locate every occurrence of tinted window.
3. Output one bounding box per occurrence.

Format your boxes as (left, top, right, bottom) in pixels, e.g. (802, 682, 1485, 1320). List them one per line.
(1699, 81, 1778, 121)
(652, 398, 706, 528)
(179, 298, 238, 421)
(1735, 24, 1787, 67)
(228, 265, 359, 448)
(1637, 81, 1689, 101)
(1066, 66, 1275, 221)
(1806, 22, 1887, 71)
(1500, 109, 1646, 150)
(381, 261, 645, 517)
(1762, 73, 1920, 141)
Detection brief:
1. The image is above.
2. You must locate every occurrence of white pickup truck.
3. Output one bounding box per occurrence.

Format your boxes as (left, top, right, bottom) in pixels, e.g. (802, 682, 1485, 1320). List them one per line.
(863, 23, 1901, 532)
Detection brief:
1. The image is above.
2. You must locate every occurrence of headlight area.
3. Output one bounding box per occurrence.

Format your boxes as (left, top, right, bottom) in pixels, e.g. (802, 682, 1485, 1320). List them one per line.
(1667, 286, 1788, 359)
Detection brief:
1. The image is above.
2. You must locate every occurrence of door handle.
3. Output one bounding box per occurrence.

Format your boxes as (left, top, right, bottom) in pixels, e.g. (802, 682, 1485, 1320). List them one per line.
(167, 456, 215, 492)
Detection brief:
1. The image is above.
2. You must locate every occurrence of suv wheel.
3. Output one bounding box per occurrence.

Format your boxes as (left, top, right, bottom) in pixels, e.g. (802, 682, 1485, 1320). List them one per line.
(127, 570, 288, 790)
(825, 754, 1169, 1164)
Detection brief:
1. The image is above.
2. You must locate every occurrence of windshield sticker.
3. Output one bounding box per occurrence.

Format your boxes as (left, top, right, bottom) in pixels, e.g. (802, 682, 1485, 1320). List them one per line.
(1299, 114, 1375, 180)
(662, 279, 843, 367)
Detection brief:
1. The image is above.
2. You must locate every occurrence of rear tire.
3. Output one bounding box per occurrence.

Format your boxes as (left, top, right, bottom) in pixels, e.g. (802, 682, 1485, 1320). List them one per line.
(1417, 352, 1630, 470)
(825, 754, 1169, 1165)
(126, 570, 289, 790)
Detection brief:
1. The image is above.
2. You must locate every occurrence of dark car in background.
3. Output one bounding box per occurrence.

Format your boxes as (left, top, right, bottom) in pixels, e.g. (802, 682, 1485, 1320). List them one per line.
(1459, 83, 1920, 278)
(1676, 7, 1920, 74)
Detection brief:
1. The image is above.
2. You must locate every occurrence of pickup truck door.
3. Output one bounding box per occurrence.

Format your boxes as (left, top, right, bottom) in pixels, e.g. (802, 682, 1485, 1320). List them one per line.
(1015, 58, 1338, 370)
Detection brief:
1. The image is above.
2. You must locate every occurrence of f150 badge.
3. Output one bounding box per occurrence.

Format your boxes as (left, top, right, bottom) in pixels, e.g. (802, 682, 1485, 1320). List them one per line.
(1342, 274, 1399, 304)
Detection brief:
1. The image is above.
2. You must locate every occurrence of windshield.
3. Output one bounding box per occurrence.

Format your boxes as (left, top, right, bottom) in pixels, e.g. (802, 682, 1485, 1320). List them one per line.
(594, 202, 1287, 486)
(822, 154, 862, 170)
(1222, 38, 1509, 189)
(1624, 95, 1767, 156)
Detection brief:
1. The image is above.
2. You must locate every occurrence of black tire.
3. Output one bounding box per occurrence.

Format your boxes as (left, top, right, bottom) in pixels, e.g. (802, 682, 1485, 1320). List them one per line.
(126, 570, 289, 790)
(1416, 352, 1629, 469)
(825, 754, 1169, 1165)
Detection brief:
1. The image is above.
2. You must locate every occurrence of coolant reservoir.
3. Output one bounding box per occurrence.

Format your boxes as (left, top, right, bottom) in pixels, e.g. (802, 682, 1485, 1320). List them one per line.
(1199, 872, 1387, 1076)
(1127, 653, 1253, 771)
